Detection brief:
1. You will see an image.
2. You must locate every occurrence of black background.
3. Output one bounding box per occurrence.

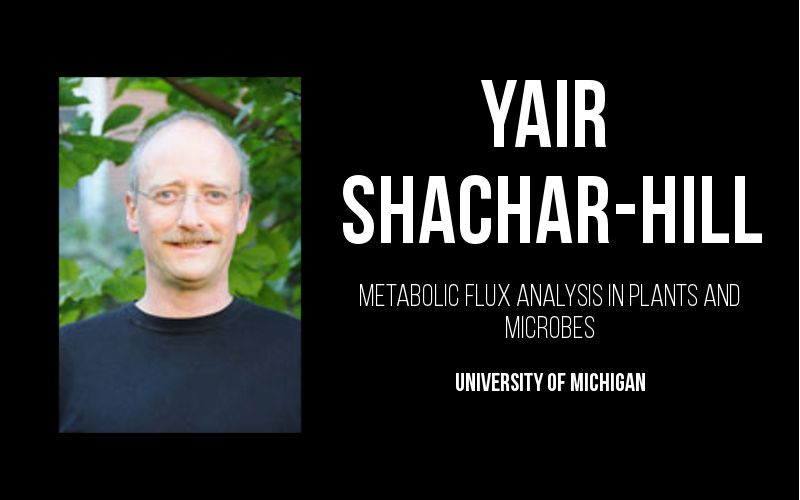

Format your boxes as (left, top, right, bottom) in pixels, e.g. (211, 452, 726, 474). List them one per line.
(301, 55, 798, 487)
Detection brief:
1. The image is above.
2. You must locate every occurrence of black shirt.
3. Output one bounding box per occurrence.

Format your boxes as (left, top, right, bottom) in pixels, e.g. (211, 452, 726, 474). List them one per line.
(59, 298, 301, 433)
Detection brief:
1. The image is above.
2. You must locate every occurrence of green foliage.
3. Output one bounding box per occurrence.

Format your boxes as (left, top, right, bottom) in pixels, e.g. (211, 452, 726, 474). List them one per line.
(59, 77, 89, 106)
(59, 77, 302, 326)
(59, 135, 133, 189)
(69, 113, 93, 134)
(102, 105, 142, 134)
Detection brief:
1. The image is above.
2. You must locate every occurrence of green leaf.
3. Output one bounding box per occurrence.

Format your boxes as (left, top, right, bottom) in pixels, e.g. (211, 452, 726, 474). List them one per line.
(234, 244, 276, 269)
(59, 86, 89, 106)
(259, 230, 291, 261)
(102, 105, 142, 134)
(70, 265, 113, 301)
(60, 134, 132, 184)
(59, 308, 81, 327)
(229, 259, 263, 297)
(128, 79, 172, 94)
(69, 113, 93, 134)
(103, 275, 146, 303)
(108, 139, 133, 164)
(118, 249, 145, 277)
(59, 77, 82, 89)
(235, 221, 258, 250)
(59, 258, 81, 282)
(65, 135, 133, 165)
(81, 296, 106, 320)
(59, 144, 102, 189)
(59, 282, 74, 307)
(268, 258, 291, 281)
(254, 283, 287, 311)
(253, 78, 286, 107)
(59, 149, 84, 189)
(115, 77, 171, 96)
(251, 200, 275, 226)
(286, 77, 301, 94)
(114, 77, 134, 98)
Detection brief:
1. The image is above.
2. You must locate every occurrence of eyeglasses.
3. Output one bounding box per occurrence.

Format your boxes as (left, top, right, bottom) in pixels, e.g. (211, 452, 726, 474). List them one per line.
(135, 188, 244, 209)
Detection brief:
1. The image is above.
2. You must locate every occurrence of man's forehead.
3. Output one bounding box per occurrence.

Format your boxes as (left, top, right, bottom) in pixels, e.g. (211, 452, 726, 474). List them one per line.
(140, 160, 239, 187)
(147, 118, 226, 145)
(140, 120, 239, 167)
(146, 178, 234, 190)
(138, 120, 240, 184)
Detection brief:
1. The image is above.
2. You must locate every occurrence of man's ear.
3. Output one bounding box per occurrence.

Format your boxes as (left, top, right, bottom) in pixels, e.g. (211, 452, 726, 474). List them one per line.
(237, 192, 252, 235)
(125, 192, 140, 234)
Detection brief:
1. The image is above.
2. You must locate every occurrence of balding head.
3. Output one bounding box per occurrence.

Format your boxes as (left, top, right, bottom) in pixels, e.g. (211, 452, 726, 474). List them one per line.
(129, 111, 250, 203)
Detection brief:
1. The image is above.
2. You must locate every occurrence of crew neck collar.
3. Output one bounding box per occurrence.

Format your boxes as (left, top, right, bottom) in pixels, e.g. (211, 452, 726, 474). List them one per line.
(124, 297, 246, 334)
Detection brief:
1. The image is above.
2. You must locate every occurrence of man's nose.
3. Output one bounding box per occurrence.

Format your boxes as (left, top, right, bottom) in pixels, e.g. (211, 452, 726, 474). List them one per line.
(176, 195, 205, 230)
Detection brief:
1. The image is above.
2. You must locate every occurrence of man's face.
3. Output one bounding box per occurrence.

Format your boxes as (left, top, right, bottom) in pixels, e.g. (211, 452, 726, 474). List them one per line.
(126, 120, 250, 290)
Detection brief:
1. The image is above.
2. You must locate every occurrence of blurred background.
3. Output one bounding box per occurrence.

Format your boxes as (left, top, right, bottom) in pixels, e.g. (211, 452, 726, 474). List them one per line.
(59, 77, 301, 326)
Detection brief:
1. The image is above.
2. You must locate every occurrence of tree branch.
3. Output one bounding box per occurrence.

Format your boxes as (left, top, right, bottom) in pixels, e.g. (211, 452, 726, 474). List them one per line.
(159, 77, 300, 150)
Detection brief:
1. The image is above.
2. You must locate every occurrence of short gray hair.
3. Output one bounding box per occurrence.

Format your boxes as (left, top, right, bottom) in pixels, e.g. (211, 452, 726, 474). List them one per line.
(129, 111, 251, 199)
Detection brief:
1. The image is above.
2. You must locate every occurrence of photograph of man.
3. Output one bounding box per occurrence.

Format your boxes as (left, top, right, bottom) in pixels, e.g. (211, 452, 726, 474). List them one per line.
(59, 111, 301, 433)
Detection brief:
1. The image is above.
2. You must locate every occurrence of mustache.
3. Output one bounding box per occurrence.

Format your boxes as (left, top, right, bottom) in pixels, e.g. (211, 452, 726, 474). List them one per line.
(161, 230, 222, 244)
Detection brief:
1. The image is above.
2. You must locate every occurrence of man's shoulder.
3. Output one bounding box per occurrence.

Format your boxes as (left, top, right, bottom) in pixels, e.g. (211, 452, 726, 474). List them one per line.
(238, 299, 300, 328)
(237, 299, 301, 338)
(59, 305, 129, 344)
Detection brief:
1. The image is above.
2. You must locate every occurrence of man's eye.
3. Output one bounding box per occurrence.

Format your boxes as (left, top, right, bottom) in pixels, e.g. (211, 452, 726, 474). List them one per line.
(156, 190, 178, 201)
(206, 191, 227, 202)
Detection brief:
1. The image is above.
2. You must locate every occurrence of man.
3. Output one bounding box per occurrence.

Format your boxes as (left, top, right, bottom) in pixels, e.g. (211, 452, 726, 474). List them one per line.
(59, 111, 300, 433)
